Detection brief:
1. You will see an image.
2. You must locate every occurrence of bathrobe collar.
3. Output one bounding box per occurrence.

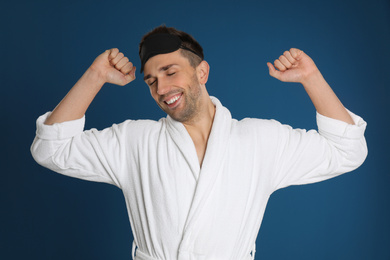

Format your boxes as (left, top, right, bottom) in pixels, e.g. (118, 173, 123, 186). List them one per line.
(166, 96, 233, 257)
(165, 96, 232, 177)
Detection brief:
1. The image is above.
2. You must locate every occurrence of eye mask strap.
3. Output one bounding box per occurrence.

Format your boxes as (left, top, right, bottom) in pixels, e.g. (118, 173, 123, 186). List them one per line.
(139, 33, 201, 73)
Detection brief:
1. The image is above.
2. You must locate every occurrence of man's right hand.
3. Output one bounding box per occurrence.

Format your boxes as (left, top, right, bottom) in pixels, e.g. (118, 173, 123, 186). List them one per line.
(44, 48, 137, 125)
(90, 48, 136, 86)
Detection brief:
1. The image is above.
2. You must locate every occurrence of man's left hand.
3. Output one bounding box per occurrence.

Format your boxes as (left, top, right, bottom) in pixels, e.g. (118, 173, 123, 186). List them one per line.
(267, 48, 320, 84)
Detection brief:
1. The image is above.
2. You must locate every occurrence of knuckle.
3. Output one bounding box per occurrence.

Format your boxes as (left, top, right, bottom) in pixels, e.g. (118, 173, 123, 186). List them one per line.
(122, 65, 131, 72)
(109, 49, 118, 59)
(122, 66, 130, 73)
(110, 48, 118, 54)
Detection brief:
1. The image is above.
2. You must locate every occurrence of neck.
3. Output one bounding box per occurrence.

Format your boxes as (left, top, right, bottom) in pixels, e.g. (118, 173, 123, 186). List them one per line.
(183, 95, 215, 146)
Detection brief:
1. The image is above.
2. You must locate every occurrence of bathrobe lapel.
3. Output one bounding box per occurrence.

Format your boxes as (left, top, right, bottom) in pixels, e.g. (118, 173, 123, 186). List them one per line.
(166, 115, 201, 180)
(166, 97, 232, 258)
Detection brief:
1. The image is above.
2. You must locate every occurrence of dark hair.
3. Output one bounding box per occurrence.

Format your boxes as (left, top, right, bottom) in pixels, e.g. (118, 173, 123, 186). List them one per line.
(139, 25, 204, 68)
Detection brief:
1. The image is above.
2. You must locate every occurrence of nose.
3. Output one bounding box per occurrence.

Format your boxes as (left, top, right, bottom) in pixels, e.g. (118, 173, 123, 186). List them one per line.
(156, 78, 172, 96)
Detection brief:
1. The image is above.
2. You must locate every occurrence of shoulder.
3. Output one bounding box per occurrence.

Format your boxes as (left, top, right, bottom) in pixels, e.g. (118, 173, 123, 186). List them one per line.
(112, 118, 166, 134)
(116, 118, 164, 128)
(232, 117, 285, 133)
(85, 118, 166, 140)
(230, 117, 301, 143)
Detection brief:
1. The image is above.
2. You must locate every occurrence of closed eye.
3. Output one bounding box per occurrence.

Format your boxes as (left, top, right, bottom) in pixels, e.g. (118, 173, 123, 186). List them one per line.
(148, 71, 176, 86)
(149, 80, 156, 86)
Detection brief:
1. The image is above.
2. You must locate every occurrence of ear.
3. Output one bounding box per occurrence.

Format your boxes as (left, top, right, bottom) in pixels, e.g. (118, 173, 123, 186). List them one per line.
(196, 60, 210, 85)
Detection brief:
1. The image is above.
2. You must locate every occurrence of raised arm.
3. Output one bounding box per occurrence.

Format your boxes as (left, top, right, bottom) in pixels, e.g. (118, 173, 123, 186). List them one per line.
(44, 48, 136, 125)
(267, 48, 354, 125)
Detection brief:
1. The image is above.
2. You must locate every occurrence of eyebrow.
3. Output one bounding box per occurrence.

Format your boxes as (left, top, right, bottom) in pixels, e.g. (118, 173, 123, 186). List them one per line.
(143, 64, 178, 81)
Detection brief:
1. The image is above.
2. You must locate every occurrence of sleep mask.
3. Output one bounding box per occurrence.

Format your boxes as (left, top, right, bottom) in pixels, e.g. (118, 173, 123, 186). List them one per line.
(139, 33, 201, 73)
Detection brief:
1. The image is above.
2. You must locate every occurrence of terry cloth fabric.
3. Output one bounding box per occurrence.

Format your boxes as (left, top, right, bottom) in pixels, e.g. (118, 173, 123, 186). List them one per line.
(31, 96, 367, 260)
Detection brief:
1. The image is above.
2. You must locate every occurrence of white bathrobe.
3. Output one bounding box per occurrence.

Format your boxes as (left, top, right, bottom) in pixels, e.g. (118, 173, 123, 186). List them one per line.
(31, 97, 367, 260)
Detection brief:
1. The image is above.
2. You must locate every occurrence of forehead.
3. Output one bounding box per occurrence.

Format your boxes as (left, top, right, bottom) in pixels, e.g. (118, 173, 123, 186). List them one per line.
(143, 50, 190, 75)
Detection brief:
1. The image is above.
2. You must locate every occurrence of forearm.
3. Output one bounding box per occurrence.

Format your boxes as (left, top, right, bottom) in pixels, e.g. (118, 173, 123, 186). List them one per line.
(44, 48, 135, 125)
(44, 68, 104, 125)
(268, 48, 356, 125)
(302, 70, 355, 125)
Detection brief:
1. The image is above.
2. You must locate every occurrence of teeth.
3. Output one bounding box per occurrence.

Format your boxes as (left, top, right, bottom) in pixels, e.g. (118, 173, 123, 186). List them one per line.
(166, 95, 180, 105)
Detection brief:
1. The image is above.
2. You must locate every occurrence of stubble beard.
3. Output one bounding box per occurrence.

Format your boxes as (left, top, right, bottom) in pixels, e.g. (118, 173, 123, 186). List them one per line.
(165, 73, 202, 123)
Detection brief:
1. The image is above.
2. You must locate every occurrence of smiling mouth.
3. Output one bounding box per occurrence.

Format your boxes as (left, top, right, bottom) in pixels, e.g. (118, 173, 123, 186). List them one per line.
(164, 93, 183, 107)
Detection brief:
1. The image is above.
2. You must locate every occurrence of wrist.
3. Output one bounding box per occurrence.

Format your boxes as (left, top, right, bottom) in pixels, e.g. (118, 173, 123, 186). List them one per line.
(85, 66, 106, 87)
(301, 69, 324, 88)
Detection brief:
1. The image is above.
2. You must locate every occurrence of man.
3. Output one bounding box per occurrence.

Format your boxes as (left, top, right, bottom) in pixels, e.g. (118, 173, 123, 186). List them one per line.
(31, 25, 367, 260)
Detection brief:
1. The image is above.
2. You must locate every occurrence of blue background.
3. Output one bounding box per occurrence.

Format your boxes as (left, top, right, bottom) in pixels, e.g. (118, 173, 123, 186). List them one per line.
(1, 0, 389, 259)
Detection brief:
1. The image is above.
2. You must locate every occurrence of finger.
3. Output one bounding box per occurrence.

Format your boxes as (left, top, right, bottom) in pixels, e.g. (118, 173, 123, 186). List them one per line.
(283, 51, 298, 65)
(290, 48, 303, 60)
(128, 66, 136, 79)
(110, 52, 125, 66)
(267, 62, 282, 80)
(278, 55, 293, 69)
(274, 59, 287, 71)
(115, 57, 129, 70)
(123, 66, 137, 84)
(120, 61, 134, 75)
(108, 48, 119, 60)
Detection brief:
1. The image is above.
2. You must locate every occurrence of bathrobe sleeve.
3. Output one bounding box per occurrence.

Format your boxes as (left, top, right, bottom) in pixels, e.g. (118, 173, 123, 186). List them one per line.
(30, 112, 132, 188)
(270, 109, 367, 191)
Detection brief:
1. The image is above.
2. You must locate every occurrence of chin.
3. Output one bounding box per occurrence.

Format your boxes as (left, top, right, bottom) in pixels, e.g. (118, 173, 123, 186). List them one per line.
(171, 110, 198, 123)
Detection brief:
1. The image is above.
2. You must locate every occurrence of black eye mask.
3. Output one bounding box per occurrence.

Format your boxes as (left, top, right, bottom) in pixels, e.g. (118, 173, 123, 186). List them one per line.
(139, 33, 201, 73)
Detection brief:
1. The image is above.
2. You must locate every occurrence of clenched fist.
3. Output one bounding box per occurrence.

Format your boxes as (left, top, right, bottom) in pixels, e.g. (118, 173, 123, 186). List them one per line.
(90, 48, 136, 86)
(267, 48, 320, 84)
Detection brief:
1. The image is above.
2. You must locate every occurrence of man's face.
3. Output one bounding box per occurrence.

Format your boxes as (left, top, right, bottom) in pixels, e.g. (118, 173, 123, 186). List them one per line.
(143, 50, 203, 123)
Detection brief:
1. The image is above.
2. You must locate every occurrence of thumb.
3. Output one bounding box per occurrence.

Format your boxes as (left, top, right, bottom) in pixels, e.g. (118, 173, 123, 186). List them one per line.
(267, 62, 282, 80)
(114, 66, 136, 86)
(97, 49, 112, 65)
(123, 66, 137, 84)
